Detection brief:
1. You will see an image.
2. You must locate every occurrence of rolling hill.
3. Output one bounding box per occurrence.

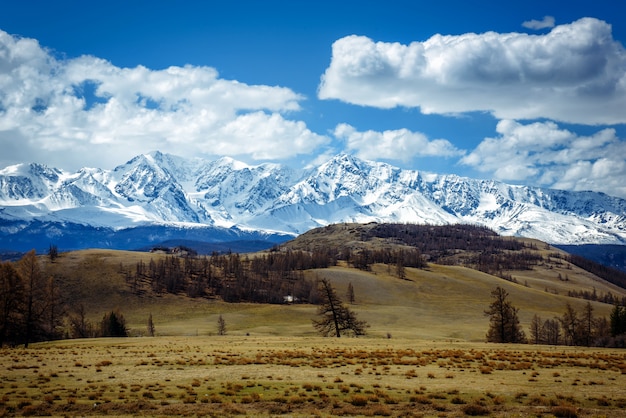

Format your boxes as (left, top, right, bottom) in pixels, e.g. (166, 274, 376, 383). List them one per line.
(37, 223, 626, 342)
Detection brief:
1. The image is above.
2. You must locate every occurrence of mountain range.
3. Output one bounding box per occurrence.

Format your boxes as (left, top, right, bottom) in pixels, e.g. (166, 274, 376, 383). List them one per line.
(1, 152, 625, 254)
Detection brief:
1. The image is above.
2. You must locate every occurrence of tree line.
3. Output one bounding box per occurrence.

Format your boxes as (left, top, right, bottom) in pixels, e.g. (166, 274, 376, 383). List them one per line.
(125, 245, 431, 302)
(0, 251, 132, 346)
(366, 223, 526, 255)
(126, 249, 335, 303)
(564, 253, 626, 290)
(485, 286, 626, 348)
(0, 251, 62, 347)
(2, 222, 626, 346)
(361, 224, 547, 276)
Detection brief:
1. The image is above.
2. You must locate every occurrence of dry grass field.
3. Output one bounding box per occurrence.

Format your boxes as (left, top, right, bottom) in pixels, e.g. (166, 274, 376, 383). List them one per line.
(5, 225, 626, 416)
(41, 245, 625, 341)
(2, 336, 626, 417)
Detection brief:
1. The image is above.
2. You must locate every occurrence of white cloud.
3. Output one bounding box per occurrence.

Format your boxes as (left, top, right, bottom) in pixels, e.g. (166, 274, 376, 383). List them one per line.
(461, 120, 626, 198)
(0, 30, 328, 170)
(522, 16, 555, 30)
(319, 18, 626, 125)
(333, 123, 464, 162)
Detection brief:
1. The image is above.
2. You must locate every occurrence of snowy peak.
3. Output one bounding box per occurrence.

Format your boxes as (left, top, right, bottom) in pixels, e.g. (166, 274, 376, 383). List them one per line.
(287, 154, 399, 204)
(110, 153, 208, 223)
(0, 163, 63, 201)
(1, 152, 626, 246)
(113, 153, 178, 200)
(194, 157, 299, 226)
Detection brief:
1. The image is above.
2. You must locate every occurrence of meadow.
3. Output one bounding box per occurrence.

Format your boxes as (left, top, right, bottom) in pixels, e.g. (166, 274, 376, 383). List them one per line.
(4, 225, 626, 416)
(1, 336, 626, 417)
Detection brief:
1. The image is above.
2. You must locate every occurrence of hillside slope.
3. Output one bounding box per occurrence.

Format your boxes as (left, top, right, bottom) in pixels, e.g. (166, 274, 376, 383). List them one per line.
(39, 224, 626, 341)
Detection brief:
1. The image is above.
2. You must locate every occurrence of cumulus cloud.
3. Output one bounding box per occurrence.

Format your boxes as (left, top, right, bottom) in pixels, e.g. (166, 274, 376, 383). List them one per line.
(0, 30, 328, 170)
(333, 123, 464, 162)
(319, 18, 626, 125)
(522, 16, 555, 30)
(461, 120, 626, 198)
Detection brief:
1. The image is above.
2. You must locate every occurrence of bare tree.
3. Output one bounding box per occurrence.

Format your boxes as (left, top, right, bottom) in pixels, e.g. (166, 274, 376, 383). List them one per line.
(43, 275, 64, 340)
(543, 318, 561, 345)
(580, 301, 594, 347)
(560, 303, 580, 346)
(217, 314, 227, 336)
(147, 313, 156, 337)
(312, 278, 368, 337)
(529, 314, 543, 344)
(346, 282, 355, 304)
(0, 262, 23, 346)
(69, 304, 94, 338)
(395, 250, 406, 280)
(17, 250, 47, 347)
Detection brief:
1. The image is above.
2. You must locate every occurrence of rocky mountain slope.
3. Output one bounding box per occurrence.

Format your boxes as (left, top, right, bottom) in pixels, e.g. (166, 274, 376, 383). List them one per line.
(1, 152, 625, 252)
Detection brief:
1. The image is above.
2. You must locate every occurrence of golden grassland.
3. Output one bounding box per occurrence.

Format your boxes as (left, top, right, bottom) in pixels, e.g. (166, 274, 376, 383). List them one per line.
(5, 243, 625, 416)
(42, 246, 626, 341)
(2, 336, 626, 417)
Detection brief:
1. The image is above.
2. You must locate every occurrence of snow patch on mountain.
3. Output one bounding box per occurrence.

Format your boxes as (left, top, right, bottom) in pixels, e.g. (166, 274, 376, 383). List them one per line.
(1, 152, 626, 248)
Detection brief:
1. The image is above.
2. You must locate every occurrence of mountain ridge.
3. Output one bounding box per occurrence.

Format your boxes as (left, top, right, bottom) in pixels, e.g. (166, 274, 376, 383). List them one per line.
(1, 151, 625, 252)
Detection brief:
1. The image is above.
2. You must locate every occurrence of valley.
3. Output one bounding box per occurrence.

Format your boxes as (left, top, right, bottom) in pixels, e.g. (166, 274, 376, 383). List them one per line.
(2, 223, 626, 416)
(16, 223, 626, 342)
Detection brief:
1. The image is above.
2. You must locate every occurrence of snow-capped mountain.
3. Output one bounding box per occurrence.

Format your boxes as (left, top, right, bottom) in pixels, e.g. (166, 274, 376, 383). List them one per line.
(1, 152, 625, 252)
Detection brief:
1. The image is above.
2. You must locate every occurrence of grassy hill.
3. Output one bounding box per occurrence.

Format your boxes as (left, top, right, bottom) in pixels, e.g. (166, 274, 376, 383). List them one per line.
(6, 223, 626, 417)
(38, 223, 626, 342)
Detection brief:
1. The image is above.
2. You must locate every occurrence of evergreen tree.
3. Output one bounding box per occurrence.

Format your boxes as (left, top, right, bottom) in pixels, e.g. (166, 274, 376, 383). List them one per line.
(100, 310, 128, 337)
(485, 286, 526, 343)
(48, 244, 59, 262)
(610, 304, 626, 337)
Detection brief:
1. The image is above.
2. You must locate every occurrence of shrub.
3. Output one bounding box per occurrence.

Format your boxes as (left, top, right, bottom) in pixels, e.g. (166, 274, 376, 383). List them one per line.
(17, 401, 32, 409)
(409, 395, 431, 404)
(551, 405, 578, 418)
(350, 394, 369, 406)
(462, 403, 490, 416)
(370, 404, 392, 416)
(208, 394, 223, 403)
(479, 366, 493, 374)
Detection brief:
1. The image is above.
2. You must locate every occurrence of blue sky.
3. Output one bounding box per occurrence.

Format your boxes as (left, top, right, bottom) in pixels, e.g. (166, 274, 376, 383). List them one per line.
(1, 0, 625, 198)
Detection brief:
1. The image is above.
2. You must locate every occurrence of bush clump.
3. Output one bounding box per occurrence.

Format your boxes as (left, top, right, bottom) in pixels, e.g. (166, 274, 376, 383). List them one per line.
(462, 403, 490, 416)
(551, 405, 578, 418)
